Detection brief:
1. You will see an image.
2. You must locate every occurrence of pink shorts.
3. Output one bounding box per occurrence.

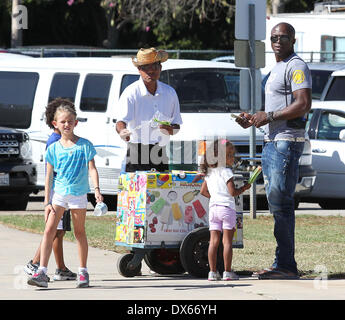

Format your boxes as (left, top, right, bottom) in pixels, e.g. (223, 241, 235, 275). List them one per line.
(209, 204, 236, 231)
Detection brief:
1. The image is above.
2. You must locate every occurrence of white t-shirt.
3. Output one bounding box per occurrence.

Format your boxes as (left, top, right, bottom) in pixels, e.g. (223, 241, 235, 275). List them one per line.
(205, 167, 235, 209)
(116, 77, 182, 145)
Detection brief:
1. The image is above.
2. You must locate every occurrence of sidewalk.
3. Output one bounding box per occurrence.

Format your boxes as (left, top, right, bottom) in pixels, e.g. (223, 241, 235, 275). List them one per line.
(1, 223, 345, 301)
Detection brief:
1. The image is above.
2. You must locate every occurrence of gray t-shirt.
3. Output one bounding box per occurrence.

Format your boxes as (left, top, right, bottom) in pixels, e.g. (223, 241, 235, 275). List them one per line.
(264, 53, 312, 140)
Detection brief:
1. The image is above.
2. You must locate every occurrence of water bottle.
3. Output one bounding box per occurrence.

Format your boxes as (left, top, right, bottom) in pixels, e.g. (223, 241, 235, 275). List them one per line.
(93, 202, 108, 216)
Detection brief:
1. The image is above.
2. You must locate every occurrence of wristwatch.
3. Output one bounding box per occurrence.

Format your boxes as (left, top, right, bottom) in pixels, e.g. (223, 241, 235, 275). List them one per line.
(266, 111, 274, 123)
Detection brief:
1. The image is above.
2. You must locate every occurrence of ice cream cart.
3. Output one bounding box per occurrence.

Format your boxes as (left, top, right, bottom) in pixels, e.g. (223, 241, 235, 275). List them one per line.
(115, 171, 244, 278)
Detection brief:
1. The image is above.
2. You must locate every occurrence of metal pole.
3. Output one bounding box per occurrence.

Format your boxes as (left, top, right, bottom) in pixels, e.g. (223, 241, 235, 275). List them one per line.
(249, 4, 257, 219)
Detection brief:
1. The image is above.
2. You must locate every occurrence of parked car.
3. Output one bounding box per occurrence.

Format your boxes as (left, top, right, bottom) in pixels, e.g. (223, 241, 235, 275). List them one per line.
(211, 55, 235, 63)
(307, 63, 345, 100)
(0, 52, 32, 60)
(321, 66, 345, 101)
(0, 127, 38, 210)
(302, 101, 345, 209)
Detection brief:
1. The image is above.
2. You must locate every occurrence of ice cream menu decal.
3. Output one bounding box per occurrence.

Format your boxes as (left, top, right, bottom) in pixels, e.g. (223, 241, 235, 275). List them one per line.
(115, 172, 211, 245)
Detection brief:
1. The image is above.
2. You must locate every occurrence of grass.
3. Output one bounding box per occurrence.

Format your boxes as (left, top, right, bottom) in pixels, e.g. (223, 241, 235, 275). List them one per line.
(0, 214, 125, 253)
(1, 214, 344, 279)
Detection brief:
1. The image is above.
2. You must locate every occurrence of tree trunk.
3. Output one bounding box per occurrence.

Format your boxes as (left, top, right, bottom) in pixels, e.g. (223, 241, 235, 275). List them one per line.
(272, 0, 285, 15)
(11, 0, 24, 48)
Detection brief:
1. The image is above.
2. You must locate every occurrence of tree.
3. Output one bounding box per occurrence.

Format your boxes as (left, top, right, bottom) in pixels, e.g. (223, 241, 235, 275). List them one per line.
(68, 0, 235, 48)
(267, 0, 316, 14)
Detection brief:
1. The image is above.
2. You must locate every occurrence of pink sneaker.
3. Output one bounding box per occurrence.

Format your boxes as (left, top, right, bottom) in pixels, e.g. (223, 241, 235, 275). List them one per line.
(76, 270, 89, 288)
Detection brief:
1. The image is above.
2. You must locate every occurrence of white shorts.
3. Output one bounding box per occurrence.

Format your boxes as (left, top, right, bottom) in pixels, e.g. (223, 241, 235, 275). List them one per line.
(52, 192, 88, 210)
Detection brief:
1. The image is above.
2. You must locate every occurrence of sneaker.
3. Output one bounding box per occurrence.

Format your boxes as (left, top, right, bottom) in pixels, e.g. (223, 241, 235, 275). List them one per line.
(208, 271, 221, 281)
(223, 271, 239, 281)
(53, 268, 77, 281)
(24, 260, 39, 276)
(27, 270, 49, 288)
(76, 270, 89, 288)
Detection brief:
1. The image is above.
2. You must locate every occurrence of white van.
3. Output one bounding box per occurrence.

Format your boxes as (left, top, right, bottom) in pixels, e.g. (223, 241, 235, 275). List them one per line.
(0, 57, 315, 209)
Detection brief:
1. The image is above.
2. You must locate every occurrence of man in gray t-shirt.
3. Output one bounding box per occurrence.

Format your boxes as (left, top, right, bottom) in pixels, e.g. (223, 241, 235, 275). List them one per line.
(236, 22, 312, 280)
(264, 53, 312, 140)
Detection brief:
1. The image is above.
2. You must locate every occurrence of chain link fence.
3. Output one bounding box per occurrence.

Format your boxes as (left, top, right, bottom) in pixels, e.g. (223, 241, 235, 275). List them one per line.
(5, 47, 345, 63)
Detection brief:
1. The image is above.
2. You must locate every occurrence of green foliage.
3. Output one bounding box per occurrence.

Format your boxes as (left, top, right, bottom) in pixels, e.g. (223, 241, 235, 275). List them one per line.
(0, 0, 320, 49)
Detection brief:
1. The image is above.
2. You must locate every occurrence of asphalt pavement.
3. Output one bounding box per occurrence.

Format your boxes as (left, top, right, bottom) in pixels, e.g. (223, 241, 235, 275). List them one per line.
(1, 193, 345, 305)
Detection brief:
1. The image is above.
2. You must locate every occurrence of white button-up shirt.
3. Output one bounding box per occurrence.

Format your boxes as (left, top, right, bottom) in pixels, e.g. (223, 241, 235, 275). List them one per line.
(117, 77, 182, 145)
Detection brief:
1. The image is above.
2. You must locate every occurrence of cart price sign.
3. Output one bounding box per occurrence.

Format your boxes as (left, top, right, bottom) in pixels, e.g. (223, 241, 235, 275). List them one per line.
(0, 173, 9, 185)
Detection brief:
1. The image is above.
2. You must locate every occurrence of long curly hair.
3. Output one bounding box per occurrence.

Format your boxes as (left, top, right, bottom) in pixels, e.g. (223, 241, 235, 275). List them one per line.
(45, 98, 76, 129)
(199, 139, 234, 175)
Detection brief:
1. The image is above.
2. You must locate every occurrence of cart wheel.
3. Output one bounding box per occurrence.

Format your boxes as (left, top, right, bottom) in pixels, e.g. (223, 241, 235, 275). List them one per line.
(144, 248, 185, 275)
(117, 253, 142, 277)
(179, 227, 224, 278)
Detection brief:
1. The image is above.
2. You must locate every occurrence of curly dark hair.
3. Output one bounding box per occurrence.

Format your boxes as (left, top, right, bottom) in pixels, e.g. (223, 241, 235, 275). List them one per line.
(199, 139, 235, 175)
(45, 98, 76, 129)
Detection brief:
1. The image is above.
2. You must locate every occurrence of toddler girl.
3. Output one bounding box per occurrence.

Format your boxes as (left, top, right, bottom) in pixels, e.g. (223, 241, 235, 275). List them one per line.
(200, 139, 250, 281)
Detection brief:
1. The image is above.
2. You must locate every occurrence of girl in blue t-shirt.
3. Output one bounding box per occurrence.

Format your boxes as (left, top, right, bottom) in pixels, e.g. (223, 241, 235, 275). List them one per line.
(28, 104, 103, 289)
(24, 98, 77, 281)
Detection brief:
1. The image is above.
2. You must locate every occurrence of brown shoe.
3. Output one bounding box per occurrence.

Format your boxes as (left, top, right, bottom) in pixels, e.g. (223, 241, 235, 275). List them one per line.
(258, 268, 299, 280)
(252, 267, 274, 277)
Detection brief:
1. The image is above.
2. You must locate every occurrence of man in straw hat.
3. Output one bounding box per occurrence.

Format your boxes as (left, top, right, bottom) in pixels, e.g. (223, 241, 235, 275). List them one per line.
(116, 47, 182, 172)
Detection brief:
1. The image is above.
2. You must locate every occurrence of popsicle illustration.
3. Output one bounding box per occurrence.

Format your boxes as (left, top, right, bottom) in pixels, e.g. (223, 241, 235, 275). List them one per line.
(184, 205, 194, 231)
(192, 199, 207, 223)
(160, 206, 171, 230)
(171, 203, 183, 225)
(148, 197, 166, 217)
(183, 190, 200, 203)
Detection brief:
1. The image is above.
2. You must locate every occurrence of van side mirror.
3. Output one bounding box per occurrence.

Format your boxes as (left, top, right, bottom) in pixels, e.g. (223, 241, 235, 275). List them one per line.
(339, 129, 345, 141)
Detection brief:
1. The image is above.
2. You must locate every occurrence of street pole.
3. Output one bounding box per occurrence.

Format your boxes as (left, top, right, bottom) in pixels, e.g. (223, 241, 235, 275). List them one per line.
(249, 4, 257, 219)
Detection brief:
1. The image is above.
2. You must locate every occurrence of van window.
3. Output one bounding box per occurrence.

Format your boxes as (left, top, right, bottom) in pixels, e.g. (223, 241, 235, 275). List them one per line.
(324, 76, 345, 100)
(49, 73, 79, 103)
(160, 68, 240, 112)
(80, 74, 113, 112)
(120, 75, 139, 96)
(119, 69, 240, 113)
(310, 70, 333, 100)
(0, 71, 39, 129)
(317, 111, 345, 140)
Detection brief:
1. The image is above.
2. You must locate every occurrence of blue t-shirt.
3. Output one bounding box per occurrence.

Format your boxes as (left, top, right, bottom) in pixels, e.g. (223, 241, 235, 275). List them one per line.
(46, 132, 61, 150)
(45, 137, 96, 196)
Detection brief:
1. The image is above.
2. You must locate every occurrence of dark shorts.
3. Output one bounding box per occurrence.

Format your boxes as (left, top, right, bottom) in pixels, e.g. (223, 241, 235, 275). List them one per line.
(61, 210, 71, 231)
(125, 143, 169, 172)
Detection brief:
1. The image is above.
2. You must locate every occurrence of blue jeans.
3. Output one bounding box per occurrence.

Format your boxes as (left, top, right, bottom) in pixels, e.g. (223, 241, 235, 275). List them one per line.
(262, 140, 304, 274)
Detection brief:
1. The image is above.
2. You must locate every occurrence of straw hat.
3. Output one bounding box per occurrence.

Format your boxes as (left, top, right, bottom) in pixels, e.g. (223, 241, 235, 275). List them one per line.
(132, 47, 168, 67)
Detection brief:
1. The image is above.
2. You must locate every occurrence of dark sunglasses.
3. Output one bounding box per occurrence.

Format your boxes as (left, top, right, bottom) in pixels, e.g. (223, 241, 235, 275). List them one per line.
(270, 35, 290, 43)
(139, 62, 161, 71)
